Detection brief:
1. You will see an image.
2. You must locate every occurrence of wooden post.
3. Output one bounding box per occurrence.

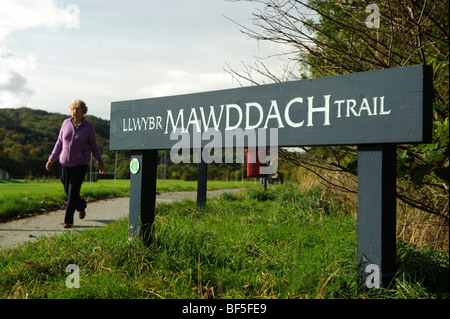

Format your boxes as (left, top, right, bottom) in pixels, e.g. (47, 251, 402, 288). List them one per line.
(197, 153, 207, 208)
(357, 144, 397, 287)
(128, 150, 158, 245)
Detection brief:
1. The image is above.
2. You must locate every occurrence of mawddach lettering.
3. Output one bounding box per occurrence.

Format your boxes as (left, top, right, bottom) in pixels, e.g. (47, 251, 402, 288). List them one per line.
(120, 94, 391, 133)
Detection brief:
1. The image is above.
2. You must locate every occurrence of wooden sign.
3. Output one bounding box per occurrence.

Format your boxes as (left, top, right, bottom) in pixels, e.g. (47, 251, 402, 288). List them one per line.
(110, 65, 431, 151)
(109, 64, 432, 288)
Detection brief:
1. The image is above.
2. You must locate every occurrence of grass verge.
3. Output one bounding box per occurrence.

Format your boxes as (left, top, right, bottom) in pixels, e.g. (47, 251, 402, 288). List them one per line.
(0, 179, 252, 221)
(0, 183, 447, 299)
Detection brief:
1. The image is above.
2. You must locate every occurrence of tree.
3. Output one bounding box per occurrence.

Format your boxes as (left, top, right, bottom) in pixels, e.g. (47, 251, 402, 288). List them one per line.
(227, 0, 448, 223)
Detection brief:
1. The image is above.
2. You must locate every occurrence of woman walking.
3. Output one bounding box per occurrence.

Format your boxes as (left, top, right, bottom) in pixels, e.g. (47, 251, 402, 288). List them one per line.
(46, 100, 105, 228)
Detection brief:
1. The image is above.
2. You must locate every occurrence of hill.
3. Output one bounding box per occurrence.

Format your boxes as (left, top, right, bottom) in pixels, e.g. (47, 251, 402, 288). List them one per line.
(0, 107, 253, 181)
(0, 107, 121, 178)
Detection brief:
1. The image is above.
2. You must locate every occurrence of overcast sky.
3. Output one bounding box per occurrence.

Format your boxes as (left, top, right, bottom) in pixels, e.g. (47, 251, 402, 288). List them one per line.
(0, 0, 294, 119)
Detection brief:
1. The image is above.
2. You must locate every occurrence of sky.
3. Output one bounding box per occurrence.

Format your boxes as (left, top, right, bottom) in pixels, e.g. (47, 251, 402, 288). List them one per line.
(0, 0, 295, 119)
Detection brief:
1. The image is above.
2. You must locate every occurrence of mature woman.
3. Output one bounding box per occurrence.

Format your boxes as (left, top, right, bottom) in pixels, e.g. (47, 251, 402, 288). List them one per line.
(46, 100, 105, 228)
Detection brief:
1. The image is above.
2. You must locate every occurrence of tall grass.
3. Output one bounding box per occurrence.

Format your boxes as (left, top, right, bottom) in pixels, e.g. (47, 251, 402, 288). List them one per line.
(0, 183, 447, 299)
(290, 165, 449, 249)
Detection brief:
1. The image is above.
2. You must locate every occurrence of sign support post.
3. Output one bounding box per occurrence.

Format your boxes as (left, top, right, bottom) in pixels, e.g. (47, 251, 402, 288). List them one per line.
(129, 150, 158, 245)
(357, 144, 397, 287)
(197, 153, 207, 208)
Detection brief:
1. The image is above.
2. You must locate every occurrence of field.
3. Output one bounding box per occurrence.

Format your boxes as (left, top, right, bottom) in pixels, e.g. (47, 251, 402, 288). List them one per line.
(0, 179, 254, 221)
(0, 180, 448, 299)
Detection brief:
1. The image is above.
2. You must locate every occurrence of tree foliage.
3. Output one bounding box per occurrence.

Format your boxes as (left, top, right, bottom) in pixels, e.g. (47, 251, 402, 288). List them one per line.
(228, 0, 448, 222)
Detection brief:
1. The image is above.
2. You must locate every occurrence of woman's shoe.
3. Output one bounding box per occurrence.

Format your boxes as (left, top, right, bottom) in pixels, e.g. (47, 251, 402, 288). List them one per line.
(79, 209, 86, 219)
(64, 223, 73, 228)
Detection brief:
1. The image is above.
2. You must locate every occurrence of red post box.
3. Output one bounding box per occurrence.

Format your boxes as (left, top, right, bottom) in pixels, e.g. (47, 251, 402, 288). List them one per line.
(245, 148, 263, 178)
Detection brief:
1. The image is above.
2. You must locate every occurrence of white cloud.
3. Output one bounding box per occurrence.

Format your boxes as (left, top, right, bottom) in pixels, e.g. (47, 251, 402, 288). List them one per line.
(0, 0, 68, 41)
(137, 70, 239, 98)
(0, 47, 36, 74)
(0, 0, 68, 107)
(0, 46, 37, 107)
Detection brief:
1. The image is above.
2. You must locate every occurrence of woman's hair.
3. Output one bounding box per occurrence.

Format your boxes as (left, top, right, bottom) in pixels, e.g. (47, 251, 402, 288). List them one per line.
(69, 100, 88, 114)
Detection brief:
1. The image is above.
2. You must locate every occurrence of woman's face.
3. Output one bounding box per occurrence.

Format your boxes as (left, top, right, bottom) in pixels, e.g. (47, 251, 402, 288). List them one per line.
(71, 105, 84, 122)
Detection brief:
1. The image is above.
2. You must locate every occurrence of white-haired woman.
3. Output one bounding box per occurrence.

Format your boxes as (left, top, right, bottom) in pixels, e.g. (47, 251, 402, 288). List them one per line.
(46, 100, 105, 228)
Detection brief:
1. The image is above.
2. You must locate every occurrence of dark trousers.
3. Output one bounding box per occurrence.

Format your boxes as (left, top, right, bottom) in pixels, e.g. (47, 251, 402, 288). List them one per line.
(61, 165, 88, 224)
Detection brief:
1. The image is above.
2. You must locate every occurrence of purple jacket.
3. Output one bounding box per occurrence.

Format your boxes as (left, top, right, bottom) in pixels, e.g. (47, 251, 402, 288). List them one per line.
(49, 118, 104, 168)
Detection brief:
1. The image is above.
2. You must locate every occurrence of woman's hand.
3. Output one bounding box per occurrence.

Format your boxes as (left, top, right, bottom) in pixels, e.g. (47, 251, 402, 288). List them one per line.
(99, 165, 105, 174)
(45, 160, 54, 171)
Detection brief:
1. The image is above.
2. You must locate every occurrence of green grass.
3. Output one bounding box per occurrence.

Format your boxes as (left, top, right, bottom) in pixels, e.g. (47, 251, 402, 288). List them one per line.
(0, 183, 447, 299)
(0, 179, 252, 220)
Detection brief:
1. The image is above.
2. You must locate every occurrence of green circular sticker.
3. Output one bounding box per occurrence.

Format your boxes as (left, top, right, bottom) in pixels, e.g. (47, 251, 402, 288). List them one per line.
(130, 158, 140, 175)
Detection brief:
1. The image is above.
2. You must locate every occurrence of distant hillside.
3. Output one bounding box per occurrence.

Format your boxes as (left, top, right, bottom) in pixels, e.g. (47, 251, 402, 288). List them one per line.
(0, 107, 122, 178)
(0, 107, 273, 181)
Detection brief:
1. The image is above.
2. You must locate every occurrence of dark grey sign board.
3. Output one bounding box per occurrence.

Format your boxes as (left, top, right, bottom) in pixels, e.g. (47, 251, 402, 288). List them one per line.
(110, 65, 431, 150)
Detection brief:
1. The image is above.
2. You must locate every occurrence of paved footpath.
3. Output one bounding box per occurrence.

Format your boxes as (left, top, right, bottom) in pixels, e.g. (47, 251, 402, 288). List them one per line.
(0, 188, 245, 250)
